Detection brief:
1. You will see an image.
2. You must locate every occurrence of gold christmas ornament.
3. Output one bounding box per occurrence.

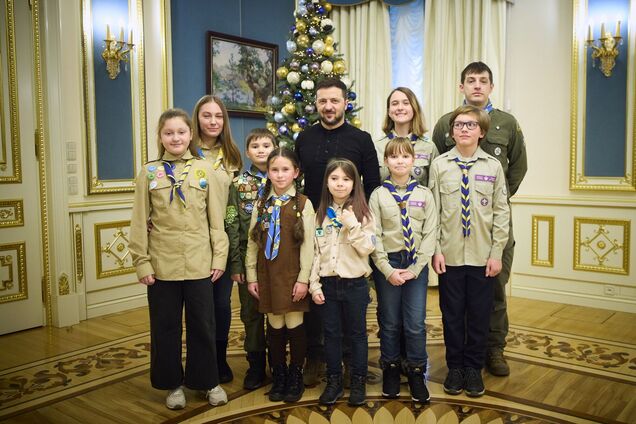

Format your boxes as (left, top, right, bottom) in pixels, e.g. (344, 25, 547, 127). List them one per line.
(297, 34, 310, 48)
(311, 16, 321, 26)
(324, 3, 332, 12)
(276, 66, 289, 79)
(295, 20, 307, 33)
(283, 102, 296, 115)
(291, 123, 302, 133)
(323, 45, 334, 57)
(351, 117, 361, 128)
(324, 35, 334, 46)
(333, 60, 346, 74)
(267, 122, 277, 132)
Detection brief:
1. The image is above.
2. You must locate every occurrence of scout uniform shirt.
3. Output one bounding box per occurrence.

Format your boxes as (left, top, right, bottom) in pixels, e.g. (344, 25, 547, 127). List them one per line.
(308, 204, 376, 297)
(375, 132, 439, 186)
(431, 108, 527, 197)
(199, 143, 239, 188)
(369, 180, 438, 279)
(225, 166, 267, 275)
(428, 146, 510, 267)
(129, 150, 229, 281)
(245, 186, 315, 285)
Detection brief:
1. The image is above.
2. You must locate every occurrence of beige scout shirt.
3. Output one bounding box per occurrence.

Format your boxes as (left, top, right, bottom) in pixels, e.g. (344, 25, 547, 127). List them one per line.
(428, 146, 510, 266)
(200, 144, 239, 188)
(369, 181, 438, 279)
(308, 204, 376, 296)
(375, 132, 439, 186)
(129, 151, 230, 281)
(245, 186, 316, 284)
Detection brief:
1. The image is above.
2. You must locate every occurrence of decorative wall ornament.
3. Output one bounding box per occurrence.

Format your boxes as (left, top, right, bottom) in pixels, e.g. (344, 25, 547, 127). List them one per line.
(531, 215, 555, 267)
(0, 199, 23, 227)
(0, 0, 22, 183)
(0, 242, 27, 303)
(101, 24, 134, 80)
(586, 20, 623, 77)
(58, 273, 70, 296)
(94, 221, 134, 279)
(574, 217, 630, 275)
(74, 224, 84, 284)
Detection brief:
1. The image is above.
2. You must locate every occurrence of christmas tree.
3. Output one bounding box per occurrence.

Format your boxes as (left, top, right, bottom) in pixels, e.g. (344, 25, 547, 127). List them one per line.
(265, 0, 361, 148)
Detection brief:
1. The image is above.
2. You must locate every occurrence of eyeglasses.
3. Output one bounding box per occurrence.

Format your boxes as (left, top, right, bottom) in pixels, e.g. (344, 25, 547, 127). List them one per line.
(452, 121, 480, 130)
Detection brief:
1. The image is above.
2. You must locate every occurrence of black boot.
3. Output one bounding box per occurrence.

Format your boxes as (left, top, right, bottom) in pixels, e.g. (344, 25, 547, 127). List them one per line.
(268, 364, 287, 402)
(216, 340, 233, 383)
(348, 374, 366, 406)
(381, 360, 401, 398)
(244, 351, 267, 390)
(407, 365, 430, 403)
(284, 364, 305, 402)
(319, 374, 343, 405)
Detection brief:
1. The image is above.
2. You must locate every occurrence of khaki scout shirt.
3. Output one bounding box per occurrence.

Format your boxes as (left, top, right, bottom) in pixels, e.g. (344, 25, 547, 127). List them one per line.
(369, 181, 438, 279)
(375, 132, 439, 187)
(428, 146, 510, 266)
(432, 107, 527, 197)
(199, 144, 239, 188)
(308, 204, 376, 296)
(225, 166, 267, 275)
(245, 186, 316, 284)
(129, 151, 229, 281)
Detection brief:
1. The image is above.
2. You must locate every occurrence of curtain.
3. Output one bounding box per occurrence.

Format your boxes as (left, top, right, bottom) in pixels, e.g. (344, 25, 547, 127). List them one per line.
(424, 0, 508, 125)
(332, 0, 392, 137)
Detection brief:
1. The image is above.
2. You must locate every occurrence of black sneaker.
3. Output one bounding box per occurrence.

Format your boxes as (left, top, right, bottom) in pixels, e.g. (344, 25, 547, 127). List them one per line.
(319, 374, 343, 405)
(443, 368, 464, 395)
(284, 364, 305, 402)
(268, 364, 287, 402)
(348, 374, 366, 406)
(381, 360, 401, 398)
(464, 367, 485, 397)
(407, 366, 430, 403)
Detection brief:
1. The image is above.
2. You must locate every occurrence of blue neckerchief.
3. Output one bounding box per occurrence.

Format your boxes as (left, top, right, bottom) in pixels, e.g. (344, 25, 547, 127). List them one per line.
(326, 206, 343, 228)
(264, 194, 291, 260)
(388, 131, 418, 144)
(382, 178, 419, 265)
(463, 99, 494, 113)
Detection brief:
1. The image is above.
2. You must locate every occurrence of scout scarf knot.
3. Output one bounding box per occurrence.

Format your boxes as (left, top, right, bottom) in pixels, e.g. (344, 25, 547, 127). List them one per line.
(326, 206, 343, 228)
(162, 159, 194, 207)
(382, 178, 419, 265)
(454, 157, 478, 237)
(264, 194, 291, 260)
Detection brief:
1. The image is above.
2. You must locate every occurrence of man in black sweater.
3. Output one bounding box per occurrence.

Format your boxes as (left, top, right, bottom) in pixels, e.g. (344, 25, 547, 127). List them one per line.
(295, 78, 381, 387)
(296, 78, 381, 208)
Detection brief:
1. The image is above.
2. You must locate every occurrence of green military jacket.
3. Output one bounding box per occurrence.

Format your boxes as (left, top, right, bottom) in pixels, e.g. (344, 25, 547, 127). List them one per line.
(432, 107, 527, 197)
(225, 166, 267, 275)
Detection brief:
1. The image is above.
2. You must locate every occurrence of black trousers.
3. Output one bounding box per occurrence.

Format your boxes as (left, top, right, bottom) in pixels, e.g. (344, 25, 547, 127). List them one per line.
(439, 266, 494, 370)
(147, 278, 219, 390)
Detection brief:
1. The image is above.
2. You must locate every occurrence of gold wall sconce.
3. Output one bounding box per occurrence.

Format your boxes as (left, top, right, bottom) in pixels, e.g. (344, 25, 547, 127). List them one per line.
(102, 24, 134, 80)
(586, 20, 622, 77)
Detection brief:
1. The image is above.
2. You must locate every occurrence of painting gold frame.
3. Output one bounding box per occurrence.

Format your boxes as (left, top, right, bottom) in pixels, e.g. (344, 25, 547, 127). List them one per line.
(569, 0, 636, 191)
(532, 215, 555, 267)
(0, 242, 27, 304)
(94, 220, 134, 279)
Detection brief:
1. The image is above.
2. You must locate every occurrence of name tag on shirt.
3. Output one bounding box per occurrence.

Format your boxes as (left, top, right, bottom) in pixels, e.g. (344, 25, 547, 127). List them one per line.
(409, 200, 426, 208)
(475, 175, 496, 183)
(415, 153, 430, 160)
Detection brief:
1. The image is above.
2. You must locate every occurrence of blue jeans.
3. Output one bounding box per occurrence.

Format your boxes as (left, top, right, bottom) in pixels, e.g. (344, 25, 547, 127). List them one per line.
(373, 251, 428, 367)
(318, 276, 370, 377)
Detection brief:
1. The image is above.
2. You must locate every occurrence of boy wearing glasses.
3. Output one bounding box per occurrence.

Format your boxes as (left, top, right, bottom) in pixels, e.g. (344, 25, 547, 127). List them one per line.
(429, 105, 509, 397)
(432, 62, 527, 378)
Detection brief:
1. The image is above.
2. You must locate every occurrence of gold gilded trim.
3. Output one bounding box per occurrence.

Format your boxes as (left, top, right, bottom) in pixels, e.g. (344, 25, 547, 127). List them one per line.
(74, 224, 84, 284)
(569, 0, 636, 192)
(31, 0, 52, 325)
(58, 273, 70, 296)
(160, 0, 168, 110)
(574, 217, 630, 275)
(0, 0, 22, 183)
(0, 199, 23, 227)
(0, 241, 27, 303)
(136, 0, 147, 164)
(531, 215, 554, 267)
(94, 220, 134, 279)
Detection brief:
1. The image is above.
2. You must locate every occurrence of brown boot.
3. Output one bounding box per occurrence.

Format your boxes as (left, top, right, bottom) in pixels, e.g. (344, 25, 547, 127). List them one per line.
(486, 348, 510, 376)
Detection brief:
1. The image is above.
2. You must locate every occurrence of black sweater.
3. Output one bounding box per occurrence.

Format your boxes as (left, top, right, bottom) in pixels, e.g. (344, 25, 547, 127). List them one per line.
(295, 122, 381, 208)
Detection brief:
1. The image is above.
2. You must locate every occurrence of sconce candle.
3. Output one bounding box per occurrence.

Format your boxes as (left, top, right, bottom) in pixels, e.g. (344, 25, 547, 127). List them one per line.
(587, 24, 592, 41)
(106, 24, 111, 40)
(102, 25, 134, 79)
(586, 20, 622, 77)
(615, 20, 621, 37)
(119, 27, 124, 42)
(600, 22, 605, 37)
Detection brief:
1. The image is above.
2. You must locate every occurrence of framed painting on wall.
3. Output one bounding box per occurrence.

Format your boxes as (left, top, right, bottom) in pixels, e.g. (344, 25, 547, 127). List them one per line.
(206, 31, 278, 117)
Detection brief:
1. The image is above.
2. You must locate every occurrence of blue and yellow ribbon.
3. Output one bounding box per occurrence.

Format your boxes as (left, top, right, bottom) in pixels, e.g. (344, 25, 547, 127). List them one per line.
(264, 194, 291, 260)
(326, 206, 343, 228)
(162, 159, 194, 208)
(454, 158, 477, 237)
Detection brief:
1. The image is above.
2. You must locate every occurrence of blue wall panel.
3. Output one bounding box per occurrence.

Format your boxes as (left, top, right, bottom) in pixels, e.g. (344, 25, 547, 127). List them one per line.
(584, 0, 629, 177)
(92, 0, 134, 180)
(171, 0, 294, 164)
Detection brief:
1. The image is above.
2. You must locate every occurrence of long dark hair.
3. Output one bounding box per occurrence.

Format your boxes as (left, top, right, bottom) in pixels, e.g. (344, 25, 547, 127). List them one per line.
(250, 147, 304, 248)
(316, 158, 372, 225)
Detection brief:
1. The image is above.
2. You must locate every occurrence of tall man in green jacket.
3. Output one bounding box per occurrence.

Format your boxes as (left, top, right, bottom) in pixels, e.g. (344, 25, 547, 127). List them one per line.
(432, 61, 527, 376)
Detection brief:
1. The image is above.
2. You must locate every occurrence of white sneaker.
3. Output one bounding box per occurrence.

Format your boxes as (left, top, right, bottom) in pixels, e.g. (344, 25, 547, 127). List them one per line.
(206, 385, 228, 406)
(165, 386, 186, 410)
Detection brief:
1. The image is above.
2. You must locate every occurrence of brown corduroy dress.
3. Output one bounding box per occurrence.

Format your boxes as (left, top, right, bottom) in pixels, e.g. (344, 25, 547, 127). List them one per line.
(256, 195, 310, 314)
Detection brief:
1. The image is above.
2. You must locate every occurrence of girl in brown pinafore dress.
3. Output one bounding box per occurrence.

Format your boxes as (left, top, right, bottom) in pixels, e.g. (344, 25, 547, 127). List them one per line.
(245, 147, 315, 403)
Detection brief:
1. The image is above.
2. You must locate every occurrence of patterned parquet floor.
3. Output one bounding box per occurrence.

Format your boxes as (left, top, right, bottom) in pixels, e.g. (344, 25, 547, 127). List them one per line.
(1, 288, 635, 423)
